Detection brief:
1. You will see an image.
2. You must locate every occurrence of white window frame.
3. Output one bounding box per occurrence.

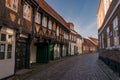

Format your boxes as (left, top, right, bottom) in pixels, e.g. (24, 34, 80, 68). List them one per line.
(0, 28, 14, 60)
(42, 16, 47, 27)
(107, 27, 110, 47)
(35, 12, 41, 24)
(48, 20, 52, 30)
(56, 26, 59, 36)
(23, 2, 32, 21)
(6, 0, 18, 12)
(113, 16, 119, 46)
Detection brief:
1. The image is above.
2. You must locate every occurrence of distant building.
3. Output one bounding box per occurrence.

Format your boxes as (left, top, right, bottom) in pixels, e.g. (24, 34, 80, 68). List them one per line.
(67, 23, 78, 56)
(97, 0, 120, 76)
(82, 37, 98, 54)
(76, 34, 83, 55)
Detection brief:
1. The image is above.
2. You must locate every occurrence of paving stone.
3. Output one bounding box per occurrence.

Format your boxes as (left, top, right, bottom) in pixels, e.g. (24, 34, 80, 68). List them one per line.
(8, 54, 120, 80)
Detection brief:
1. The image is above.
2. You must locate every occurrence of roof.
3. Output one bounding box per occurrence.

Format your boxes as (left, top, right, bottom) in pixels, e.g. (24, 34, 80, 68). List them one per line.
(86, 37, 98, 46)
(36, 0, 69, 29)
(83, 38, 95, 47)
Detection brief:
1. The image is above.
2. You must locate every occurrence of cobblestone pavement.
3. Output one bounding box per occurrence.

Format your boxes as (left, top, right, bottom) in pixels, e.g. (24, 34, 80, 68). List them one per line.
(25, 53, 119, 80)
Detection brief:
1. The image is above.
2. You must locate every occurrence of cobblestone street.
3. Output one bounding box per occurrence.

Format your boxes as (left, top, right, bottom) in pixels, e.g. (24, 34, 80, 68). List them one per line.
(23, 53, 119, 80)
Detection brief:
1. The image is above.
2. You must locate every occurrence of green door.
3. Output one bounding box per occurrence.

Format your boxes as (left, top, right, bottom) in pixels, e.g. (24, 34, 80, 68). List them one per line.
(36, 44, 48, 63)
(49, 44, 54, 60)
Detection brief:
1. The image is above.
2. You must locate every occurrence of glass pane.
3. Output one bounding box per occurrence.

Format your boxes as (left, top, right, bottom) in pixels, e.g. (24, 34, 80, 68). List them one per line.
(7, 44, 12, 52)
(0, 44, 5, 52)
(0, 52, 4, 59)
(7, 52, 12, 59)
(1, 34, 6, 41)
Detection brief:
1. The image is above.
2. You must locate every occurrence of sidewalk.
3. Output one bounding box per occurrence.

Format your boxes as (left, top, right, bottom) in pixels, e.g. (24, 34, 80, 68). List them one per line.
(7, 57, 70, 80)
(97, 60, 120, 80)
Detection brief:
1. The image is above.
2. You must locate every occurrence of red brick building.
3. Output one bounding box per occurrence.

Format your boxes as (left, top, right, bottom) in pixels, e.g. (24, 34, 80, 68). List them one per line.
(97, 0, 120, 76)
(82, 37, 98, 54)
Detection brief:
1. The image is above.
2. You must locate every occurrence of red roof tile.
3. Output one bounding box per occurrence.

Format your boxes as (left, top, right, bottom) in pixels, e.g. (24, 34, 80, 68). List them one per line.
(36, 0, 68, 29)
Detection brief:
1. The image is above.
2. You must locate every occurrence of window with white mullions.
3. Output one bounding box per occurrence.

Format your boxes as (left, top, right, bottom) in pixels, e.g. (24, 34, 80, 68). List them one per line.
(0, 44, 5, 59)
(113, 16, 119, 46)
(7, 44, 12, 59)
(48, 20, 52, 30)
(56, 26, 59, 36)
(0, 33, 13, 60)
(107, 27, 110, 47)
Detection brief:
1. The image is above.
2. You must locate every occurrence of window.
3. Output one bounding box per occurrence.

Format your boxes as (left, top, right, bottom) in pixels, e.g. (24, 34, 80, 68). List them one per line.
(102, 33, 104, 48)
(35, 12, 41, 24)
(56, 26, 59, 36)
(1, 34, 6, 41)
(107, 27, 110, 47)
(42, 16, 47, 27)
(104, 0, 109, 14)
(0, 44, 5, 59)
(23, 2, 32, 21)
(48, 20, 52, 30)
(0, 29, 14, 60)
(7, 44, 12, 59)
(6, 0, 18, 12)
(113, 16, 119, 46)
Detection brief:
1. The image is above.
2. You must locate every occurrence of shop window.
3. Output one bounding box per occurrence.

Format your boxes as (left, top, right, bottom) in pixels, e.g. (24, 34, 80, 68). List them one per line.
(6, 0, 18, 12)
(0, 31, 14, 60)
(0, 44, 5, 60)
(7, 44, 12, 59)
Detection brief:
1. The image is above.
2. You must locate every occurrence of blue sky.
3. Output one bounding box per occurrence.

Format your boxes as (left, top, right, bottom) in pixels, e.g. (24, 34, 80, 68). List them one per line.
(46, 0, 99, 38)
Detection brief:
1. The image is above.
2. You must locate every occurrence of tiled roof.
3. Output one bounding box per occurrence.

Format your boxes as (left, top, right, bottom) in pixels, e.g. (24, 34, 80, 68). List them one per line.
(87, 37, 98, 46)
(36, 0, 68, 29)
(83, 38, 95, 47)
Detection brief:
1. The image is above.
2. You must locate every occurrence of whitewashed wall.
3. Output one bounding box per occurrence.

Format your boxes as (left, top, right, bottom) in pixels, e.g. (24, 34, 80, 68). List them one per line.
(62, 45, 66, 57)
(0, 28, 15, 79)
(54, 44, 60, 59)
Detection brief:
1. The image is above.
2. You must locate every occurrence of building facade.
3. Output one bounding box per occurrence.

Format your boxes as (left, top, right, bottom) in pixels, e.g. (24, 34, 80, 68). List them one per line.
(67, 23, 77, 56)
(82, 37, 98, 54)
(76, 34, 83, 55)
(0, 0, 80, 79)
(97, 0, 120, 76)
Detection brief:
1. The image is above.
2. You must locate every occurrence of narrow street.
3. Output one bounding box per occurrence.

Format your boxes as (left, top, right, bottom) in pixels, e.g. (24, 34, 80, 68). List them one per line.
(25, 53, 119, 80)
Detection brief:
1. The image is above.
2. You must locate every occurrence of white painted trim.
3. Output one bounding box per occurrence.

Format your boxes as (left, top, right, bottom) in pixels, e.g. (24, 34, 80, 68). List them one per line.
(106, 45, 120, 50)
(98, 0, 120, 35)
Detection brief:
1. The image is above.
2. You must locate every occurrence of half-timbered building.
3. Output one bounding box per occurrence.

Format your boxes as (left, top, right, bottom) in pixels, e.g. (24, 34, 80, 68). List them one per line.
(0, 0, 71, 79)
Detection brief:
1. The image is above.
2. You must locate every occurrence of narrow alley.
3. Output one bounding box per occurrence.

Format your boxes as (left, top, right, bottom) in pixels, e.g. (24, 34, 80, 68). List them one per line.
(24, 54, 119, 80)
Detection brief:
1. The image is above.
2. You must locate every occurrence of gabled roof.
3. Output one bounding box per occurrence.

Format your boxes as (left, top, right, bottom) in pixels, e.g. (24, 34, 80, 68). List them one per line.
(86, 37, 98, 46)
(36, 0, 68, 29)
